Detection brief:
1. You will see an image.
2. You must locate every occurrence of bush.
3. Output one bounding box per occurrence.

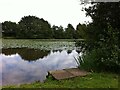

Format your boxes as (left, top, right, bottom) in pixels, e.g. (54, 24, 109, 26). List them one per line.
(80, 47, 120, 73)
(75, 24, 120, 73)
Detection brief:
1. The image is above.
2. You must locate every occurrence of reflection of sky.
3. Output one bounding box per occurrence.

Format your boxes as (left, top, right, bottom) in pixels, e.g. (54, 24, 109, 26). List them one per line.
(0, 55, 2, 86)
(1, 50, 79, 86)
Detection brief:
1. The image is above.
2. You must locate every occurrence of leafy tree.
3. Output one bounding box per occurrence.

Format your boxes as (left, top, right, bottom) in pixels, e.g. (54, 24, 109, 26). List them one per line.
(65, 24, 75, 39)
(85, 2, 120, 49)
(18, 15, 52, 39)
(52, 25, 65, 39)
(52, 25, 59, 39)
(75, 23, 87, 39)
(57, 26, 65, 39)
(2, 21, 18, 37)
(79, 2, 120, 72)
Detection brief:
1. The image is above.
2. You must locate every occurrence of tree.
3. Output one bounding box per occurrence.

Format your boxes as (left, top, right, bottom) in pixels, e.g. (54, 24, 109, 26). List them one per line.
(86, 2, 120, 29)
(84, 2, 120, 49)
(80, 2, 120, 72)
(65, 24, 75, 39)
(76, 23, 87, 39)
(2, 21, 18, 37)
(18, 15, 52, 39)
(52, 25, 65, 39)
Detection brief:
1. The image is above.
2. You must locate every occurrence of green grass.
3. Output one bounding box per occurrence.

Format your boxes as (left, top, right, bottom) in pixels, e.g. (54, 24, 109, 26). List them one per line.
(3, 72, 119, 88)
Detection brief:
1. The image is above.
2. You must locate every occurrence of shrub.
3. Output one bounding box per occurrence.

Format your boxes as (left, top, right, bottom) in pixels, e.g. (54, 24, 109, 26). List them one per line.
(80, 47, 119, 73)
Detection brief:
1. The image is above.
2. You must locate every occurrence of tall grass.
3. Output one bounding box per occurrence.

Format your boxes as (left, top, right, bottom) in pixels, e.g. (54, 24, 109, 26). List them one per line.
(76, 48, 119, 73)
(74, 53, 84, 69)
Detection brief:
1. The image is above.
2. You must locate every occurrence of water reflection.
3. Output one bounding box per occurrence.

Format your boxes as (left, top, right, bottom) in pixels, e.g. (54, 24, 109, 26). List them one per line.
(1, 49, 80, 86)
(2, 48, 50, 61)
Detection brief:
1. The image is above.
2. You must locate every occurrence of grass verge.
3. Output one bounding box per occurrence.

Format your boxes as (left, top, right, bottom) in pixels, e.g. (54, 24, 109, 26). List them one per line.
(2, 72, 119, 89)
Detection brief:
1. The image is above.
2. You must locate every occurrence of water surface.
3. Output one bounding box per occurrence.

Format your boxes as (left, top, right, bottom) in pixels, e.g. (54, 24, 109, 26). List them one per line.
(1, 48, 80, 86)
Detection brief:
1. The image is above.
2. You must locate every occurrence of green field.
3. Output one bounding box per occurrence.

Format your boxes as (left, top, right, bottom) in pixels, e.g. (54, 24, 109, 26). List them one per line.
(3, 72, 118, 88)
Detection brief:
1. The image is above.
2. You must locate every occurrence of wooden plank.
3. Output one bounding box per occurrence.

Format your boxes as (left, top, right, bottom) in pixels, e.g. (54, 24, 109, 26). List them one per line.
(49, 70, 75, 80)
(65, 68, 88, 77)
(49, 68, 89, 80)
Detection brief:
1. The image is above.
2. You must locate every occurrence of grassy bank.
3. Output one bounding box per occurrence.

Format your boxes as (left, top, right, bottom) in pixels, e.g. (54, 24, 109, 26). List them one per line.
(3, 72, 118, 88)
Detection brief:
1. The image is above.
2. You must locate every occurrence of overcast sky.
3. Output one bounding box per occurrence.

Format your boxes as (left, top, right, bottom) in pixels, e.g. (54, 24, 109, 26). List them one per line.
(0, 0, 92, 28)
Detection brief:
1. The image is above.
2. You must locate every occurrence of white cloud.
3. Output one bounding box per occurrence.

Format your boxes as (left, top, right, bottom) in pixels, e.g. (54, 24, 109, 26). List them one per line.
(0, 0, 92, 28)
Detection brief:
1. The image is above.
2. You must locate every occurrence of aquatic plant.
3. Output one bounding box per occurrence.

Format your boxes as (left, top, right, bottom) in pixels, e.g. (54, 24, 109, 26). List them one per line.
(2, 39, 79, 51)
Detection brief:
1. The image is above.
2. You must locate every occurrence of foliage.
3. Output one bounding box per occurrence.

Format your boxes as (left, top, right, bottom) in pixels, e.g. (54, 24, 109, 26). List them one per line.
(81, 48, 119, 73)
(84, 2, 120, 50)
(2, 15, 87, 39)
(85, 2, 120, 30)
(79, 2, 120, 73)
(2, 21, 18, 37)
(52, 25, 65, 39)
(65, 24, 75, 39)
(75, 23, 87, 39)
(17, 16, 53, 39)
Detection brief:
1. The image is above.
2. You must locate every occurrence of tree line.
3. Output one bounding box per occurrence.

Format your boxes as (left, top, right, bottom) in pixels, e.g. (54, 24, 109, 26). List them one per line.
(2, 15, 87, 39)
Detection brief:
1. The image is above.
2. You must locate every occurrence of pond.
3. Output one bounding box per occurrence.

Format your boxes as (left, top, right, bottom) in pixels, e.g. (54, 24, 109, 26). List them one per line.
(1, 39, 82, 86)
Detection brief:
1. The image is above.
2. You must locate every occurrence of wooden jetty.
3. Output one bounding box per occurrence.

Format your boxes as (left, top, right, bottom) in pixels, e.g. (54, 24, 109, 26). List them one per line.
(49, 68, 89, 80)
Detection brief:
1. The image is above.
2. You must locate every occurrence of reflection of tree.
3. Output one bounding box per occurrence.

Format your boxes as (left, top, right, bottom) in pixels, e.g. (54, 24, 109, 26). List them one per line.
(2, 48, 50, 61)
